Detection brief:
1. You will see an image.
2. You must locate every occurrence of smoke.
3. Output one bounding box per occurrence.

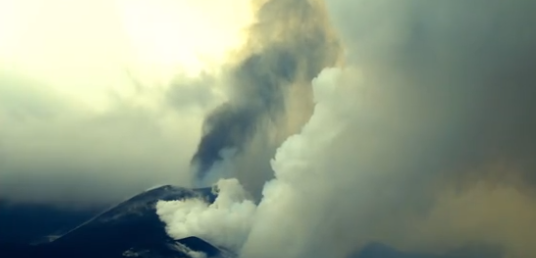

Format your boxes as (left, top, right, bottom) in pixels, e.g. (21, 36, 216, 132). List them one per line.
(156, 178, 256, 251)
(155, 0, 536, 258)
(239, 1, 536, 257)
(190, 0, 341, 189)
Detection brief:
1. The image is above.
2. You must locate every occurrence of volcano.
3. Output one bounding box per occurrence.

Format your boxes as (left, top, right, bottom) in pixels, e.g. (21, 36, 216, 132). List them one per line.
(0, 186, 500, 258)
(0, 185, 232, 258)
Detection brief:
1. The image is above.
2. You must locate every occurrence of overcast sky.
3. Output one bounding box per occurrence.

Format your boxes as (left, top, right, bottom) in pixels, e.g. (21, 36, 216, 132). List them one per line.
(0, 0, 255, 205)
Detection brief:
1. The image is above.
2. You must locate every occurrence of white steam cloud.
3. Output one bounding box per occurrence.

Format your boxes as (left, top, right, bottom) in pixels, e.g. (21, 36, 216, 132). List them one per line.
(156, 67, 356, 257)
(156, 178, 256, 251)
(239, 68, 354, 258)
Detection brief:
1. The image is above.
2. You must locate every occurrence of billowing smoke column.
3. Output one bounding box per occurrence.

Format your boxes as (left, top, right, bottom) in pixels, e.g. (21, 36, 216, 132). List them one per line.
(160, 1, 536, 258)
(190, 0, 340, 186)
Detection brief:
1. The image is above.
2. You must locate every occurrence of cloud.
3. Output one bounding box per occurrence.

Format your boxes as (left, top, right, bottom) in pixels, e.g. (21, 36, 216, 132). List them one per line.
(0, 73, 215, 207)
(189, 0, 342, 193)
(238, 1, 536, 257)
(0, 0, 250, 207)
(156, 178, 256, 251)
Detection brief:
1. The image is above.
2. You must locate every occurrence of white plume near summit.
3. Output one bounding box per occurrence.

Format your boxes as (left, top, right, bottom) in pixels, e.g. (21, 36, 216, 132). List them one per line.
(156, 66, 356, 258)
(156, 179, 256, 252)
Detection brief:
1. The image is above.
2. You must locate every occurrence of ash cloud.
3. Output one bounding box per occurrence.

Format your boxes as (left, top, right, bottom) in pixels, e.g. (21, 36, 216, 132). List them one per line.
(190, 0, 341, 188)
(163, 1, 536, 258)
(323, 0, 536, 188)
(238, 1, 536, 257)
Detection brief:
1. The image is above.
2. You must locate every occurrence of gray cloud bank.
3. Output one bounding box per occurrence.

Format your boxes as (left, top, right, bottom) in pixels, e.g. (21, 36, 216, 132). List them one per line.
(0, 72, 220, 206)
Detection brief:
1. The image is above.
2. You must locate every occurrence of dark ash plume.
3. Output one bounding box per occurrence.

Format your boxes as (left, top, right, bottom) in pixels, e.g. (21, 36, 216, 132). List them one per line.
(191, 0, 341, 185)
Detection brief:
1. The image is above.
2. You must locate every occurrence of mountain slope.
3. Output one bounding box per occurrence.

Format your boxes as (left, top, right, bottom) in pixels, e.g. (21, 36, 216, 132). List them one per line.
(1, 185, 225, 258)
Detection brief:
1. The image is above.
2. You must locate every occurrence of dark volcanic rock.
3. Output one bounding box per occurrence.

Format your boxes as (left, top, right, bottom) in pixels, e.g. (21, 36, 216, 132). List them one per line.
(0, 185, 224, 258)
(0, 200, 101, 245)
(177, 237, 222, 257)
(0, 185, 500, 258)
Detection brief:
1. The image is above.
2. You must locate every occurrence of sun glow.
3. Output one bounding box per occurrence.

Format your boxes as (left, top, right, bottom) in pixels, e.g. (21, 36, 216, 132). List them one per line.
(0, 0, 254, 110)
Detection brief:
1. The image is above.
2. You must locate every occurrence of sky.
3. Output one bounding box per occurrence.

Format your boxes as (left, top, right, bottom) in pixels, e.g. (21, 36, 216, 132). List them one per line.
(2, 0, 536, 258)
(0, 0, 254, 205)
